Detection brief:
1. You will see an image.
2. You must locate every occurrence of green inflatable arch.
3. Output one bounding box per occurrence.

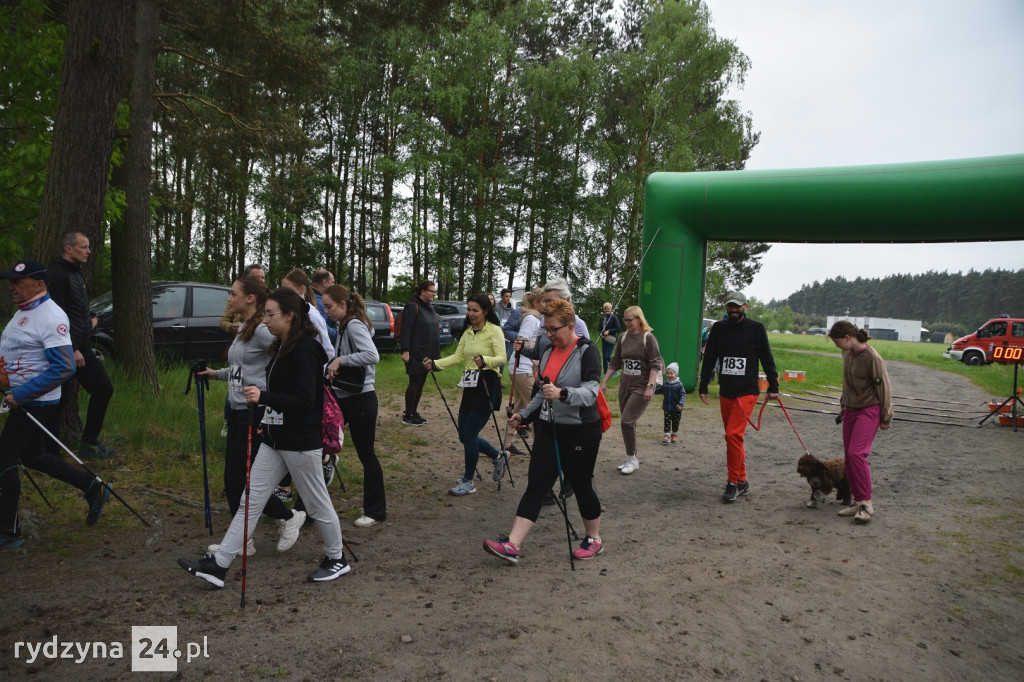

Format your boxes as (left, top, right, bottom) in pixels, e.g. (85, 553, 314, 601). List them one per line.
(638, 154, 1024, 391)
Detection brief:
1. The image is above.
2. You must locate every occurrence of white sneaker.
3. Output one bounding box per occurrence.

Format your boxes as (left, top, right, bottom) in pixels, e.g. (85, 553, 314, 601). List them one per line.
(620, 456, 639, 475)
(854, 503, 874, 523)
(616, 457, 629, 471)
(838, 502, 859, 517)
(277, 510, 306, 552)
(354, 515, 378, 528)
(208, 538, 255, 557)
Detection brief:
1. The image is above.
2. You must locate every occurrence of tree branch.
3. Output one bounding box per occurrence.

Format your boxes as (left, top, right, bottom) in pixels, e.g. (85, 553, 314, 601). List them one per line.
(159, 46, 250, 79)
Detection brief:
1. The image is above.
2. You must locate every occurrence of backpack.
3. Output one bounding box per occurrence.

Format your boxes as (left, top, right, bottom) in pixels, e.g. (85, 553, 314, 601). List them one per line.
(393, 301, 419, 338)
(322, 384, 345, 454)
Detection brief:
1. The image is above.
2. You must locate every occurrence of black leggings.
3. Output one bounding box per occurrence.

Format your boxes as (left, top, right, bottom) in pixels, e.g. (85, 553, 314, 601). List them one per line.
(225, 409, 291, 520)
(663, 410, 681, 433)
(405, 373, 427, 416)
(336, 391, 386, 521)
(516, 420, 602, 523)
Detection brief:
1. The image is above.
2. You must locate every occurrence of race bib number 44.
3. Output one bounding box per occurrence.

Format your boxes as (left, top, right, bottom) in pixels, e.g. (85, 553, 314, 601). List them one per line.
(720, 357, 747, 376)
(228, 365, 244, 395)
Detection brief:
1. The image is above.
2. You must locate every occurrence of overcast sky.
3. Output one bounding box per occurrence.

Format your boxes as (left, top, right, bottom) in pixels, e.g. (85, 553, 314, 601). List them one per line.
(701, 0, 1024, 303)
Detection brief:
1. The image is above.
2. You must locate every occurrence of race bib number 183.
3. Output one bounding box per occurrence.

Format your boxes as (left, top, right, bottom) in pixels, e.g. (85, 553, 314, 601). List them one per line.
(720, 357, 747, 376)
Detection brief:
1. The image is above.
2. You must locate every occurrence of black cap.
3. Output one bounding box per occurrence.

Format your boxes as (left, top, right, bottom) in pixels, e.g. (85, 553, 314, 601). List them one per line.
(0, 259, 49, 283)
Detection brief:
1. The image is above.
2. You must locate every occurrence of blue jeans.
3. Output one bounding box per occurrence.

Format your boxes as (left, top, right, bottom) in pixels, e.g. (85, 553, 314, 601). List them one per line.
(601, 339, 614, 374)
(457, 410, 501, 482)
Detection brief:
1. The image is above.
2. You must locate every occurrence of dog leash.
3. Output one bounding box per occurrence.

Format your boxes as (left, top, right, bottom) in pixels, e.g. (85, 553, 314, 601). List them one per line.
(746, 396, 810, 456)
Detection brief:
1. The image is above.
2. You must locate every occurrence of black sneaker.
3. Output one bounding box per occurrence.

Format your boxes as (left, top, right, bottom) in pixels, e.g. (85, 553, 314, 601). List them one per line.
(85, 480, 111, 526)
(178, 553, 227, 588)
(722, 481, 739, 502)
(737, 481, 750, 497)
(307, 555, 351, 582)
(414, 412, 429, 424)
(322, 454, 338, 488)
(273, 488, 293, 504)
(0, 533, 25, 550)
(402, 414, 426, 426)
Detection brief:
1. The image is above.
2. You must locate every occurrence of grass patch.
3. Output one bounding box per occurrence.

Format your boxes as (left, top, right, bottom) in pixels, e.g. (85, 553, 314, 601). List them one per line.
(768, 334, 1019, 397)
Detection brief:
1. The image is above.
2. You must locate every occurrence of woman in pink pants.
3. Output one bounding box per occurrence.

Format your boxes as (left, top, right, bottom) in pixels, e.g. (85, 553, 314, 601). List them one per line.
(828, 321, 893, 523)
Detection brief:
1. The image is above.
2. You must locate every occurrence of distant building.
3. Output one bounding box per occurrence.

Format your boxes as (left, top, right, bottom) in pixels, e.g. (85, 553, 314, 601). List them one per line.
(826, 315, 924, 342)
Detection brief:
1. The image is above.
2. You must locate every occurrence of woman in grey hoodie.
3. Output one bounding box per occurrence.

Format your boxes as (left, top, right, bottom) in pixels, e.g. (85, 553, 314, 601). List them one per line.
(484, 300, 606, 565)
(195, 276, 305, 555)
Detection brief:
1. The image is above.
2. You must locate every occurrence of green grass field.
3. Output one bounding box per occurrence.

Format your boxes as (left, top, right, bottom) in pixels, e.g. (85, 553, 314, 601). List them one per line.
(767, 333, 1018, 397)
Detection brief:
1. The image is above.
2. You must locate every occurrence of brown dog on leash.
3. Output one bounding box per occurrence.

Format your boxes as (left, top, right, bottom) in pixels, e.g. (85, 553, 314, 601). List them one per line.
(796, 454, 851, 508)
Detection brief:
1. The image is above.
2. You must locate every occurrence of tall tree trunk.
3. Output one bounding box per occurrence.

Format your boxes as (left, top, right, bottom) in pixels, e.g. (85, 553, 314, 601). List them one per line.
(31, 0, 127, 442)
(33, 0, 127, 264)
(115, 0, 160, 393)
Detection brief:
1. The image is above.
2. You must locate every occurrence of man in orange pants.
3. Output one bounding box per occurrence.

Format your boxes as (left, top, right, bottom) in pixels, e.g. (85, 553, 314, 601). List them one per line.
(698, 292, 778, 502)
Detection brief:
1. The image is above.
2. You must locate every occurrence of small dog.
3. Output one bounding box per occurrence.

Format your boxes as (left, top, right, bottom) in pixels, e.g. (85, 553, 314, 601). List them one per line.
(796, 454, 851, 508)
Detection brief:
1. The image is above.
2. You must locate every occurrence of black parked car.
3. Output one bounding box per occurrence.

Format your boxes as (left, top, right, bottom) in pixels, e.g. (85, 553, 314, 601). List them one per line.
(431, 300, 468, 339)
(89, 281, 233, 363)
(364, 301, 397, 353)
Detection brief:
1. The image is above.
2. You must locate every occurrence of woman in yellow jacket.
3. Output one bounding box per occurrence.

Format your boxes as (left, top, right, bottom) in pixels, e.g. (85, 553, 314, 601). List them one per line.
(424, 293, 507, 496)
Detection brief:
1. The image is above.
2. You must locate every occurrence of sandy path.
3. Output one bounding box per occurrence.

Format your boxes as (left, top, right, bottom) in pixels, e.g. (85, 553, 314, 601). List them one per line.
(1, 361, 1021, 680)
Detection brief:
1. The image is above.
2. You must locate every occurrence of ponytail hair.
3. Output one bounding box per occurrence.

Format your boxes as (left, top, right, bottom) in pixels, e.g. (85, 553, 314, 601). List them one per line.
(236, 276, 268, 343)
(283, 268, 316, 305)
(324, 284, 373, 333)
(828, 320, 871, 343)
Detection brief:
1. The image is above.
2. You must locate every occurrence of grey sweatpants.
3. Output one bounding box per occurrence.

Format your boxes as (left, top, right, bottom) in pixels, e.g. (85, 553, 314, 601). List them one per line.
(214, 443, 343, 566)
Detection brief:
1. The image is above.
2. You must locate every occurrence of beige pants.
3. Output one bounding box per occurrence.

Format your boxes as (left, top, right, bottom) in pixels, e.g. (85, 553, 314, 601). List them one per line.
(511, 372, 534, 414)
(618, 384, 653, 457)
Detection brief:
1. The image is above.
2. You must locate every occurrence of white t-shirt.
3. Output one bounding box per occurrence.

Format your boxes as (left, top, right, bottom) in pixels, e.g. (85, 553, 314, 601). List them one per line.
(511, 314, 542, 375)
(1, 296, 73, 403)
(307, 302, 336, 361)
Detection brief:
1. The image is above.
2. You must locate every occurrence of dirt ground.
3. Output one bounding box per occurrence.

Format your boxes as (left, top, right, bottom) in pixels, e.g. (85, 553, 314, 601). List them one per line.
(1, 360, 1022, 681)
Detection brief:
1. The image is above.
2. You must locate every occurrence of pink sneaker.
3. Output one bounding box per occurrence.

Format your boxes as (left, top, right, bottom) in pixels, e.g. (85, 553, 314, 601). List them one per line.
(573, 536, 604, 560)
(483, 536, 520, 564)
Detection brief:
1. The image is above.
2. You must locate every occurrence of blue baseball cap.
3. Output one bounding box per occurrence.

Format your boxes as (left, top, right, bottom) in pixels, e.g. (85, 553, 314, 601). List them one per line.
(0, 259, 49, 283)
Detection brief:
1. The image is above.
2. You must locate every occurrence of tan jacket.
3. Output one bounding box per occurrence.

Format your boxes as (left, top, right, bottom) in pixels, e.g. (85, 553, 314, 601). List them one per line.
(841, 344, 893, 426)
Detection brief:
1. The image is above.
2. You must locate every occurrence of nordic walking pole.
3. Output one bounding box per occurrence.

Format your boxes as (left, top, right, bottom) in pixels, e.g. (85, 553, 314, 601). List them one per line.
(15, 404, 150, 527)
(430, 366, 482, 481)
(430, 368, 459, 431)
(542, 377, 575, 571)
(241, 401, 255, 609)
(186, 361, 213, 535)
(478, 358, 514, 490)
(197, 371, 213, 535)
(21, 465, 55, 512)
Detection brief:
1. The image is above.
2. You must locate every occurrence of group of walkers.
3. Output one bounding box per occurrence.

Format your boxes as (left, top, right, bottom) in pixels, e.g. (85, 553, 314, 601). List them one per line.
(180, 267, 389, 586)
(1, 246, 892, 581)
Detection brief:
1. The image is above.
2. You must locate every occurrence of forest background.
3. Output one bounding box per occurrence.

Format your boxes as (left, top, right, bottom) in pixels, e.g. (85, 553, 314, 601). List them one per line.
(3, 0, 1017, 386)
(1, 0, 765, 327)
